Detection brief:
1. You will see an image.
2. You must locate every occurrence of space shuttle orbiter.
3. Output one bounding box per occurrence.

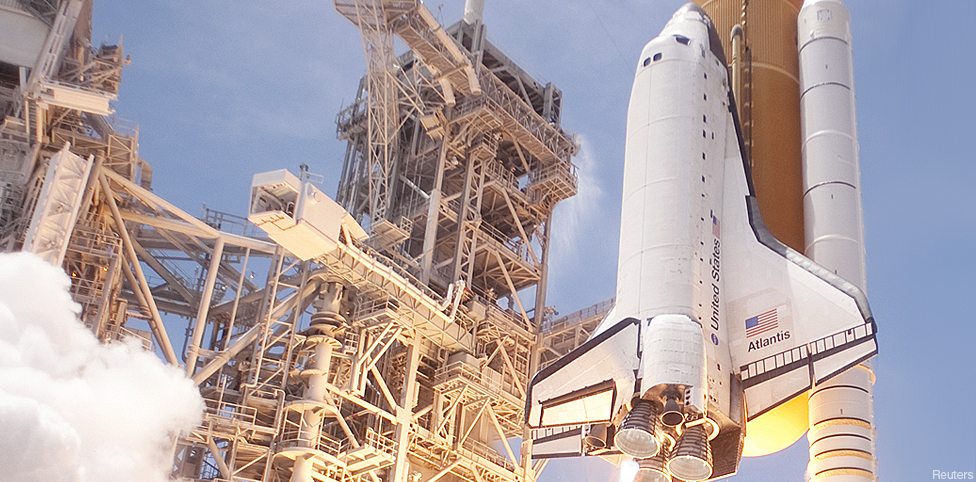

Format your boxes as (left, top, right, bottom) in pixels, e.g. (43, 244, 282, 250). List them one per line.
(524, 4, 877, 481)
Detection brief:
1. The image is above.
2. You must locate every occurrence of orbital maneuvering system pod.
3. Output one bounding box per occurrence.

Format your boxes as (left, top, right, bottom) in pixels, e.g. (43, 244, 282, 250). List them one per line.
(524, 4, 877, 481)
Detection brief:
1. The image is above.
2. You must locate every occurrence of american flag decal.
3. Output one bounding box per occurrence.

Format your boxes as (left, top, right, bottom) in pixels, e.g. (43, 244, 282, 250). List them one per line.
(711, 212, 720, 237)
(745, 309, 778, 337)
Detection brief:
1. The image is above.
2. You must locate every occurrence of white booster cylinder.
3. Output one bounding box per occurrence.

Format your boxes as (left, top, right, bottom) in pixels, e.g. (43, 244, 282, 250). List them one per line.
(462, 0, 485, 25)
(798, 1, 876, 480)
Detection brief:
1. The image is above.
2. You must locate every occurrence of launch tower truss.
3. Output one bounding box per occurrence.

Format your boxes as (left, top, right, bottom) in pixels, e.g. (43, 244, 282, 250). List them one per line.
(1, 1, 597, 482)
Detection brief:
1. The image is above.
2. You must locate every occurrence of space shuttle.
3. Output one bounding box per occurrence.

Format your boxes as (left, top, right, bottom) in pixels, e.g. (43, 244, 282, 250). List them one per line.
(524, 4, 877, 481)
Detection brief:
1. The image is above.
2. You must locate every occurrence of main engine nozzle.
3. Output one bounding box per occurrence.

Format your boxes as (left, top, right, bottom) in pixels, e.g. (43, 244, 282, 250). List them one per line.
(667, 423, 713, 481)
(661, 396, 684, 427)
(615, 400, 661, 459)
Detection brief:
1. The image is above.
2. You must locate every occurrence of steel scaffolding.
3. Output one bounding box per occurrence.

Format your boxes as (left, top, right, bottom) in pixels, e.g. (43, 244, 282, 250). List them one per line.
(1, 2, 603, 482)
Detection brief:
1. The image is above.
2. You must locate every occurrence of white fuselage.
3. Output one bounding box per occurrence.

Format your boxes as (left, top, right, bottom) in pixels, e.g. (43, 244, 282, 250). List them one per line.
(617, 14, 730, 328)
(613, 7, 735, 414)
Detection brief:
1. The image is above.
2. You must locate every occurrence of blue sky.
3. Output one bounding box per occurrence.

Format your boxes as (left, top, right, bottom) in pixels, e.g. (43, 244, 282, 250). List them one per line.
(92, 0, 975, 480)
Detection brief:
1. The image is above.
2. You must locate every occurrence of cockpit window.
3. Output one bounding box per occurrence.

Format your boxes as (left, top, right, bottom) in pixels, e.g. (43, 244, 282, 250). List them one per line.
(675, 35, 690, 45)
(643, 58, 651, 67)
(653, 53, 662, 62)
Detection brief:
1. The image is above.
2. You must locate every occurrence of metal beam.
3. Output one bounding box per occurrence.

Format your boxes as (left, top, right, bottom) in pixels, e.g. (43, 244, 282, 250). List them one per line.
(119, 209, 276, 253)
(191, 277, 321, 385)
(494, 250, 531, 329)
(424, 460, 461, 482)
(185, 236, 225, 376)
(501, 189, 539, 265)
(100, 172, 179, 365)
(102, 168, 219, 238)
(206, 437, 233, 480)
(486, 404, 518, 465)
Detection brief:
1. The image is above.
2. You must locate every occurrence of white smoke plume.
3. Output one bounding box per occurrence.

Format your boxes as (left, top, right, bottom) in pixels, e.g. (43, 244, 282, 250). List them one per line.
(552, 134, 605, 257)
(0, 252, 203, 482)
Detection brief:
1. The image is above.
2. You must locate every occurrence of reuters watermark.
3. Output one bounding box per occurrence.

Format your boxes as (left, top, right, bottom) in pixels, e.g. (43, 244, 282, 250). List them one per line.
(933, 471, 974, 480)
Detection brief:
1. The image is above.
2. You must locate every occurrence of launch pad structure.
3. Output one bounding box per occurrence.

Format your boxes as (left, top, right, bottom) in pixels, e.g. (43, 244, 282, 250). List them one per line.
(1, 0, 877, 482)
(0, 1, 597, 482)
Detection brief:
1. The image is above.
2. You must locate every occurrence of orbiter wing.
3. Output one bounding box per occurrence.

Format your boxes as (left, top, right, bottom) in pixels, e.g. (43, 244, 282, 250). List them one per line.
(524, 318, 640, 456)
(720, 99, 877, 420)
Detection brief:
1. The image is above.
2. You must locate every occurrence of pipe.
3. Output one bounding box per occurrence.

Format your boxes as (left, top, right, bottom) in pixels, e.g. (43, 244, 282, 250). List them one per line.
(185, 236, 225, 376)
(730, 24, 744, 114)
(462, 0, 485, 25)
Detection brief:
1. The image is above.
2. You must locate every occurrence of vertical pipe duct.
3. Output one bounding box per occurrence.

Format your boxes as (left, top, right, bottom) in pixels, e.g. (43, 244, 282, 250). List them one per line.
(798, 1, 876, 480)
(290, 282, 344, 482)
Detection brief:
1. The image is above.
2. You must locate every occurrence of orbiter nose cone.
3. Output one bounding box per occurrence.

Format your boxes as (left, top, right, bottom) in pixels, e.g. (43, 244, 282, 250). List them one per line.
(663, 2, 727, 67)
(675, 2, 707, 17)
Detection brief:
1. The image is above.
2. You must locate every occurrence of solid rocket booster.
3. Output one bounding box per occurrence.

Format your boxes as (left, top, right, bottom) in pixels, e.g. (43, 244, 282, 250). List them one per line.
(800, 0, 866, 286)
(798, 1, 877, 480)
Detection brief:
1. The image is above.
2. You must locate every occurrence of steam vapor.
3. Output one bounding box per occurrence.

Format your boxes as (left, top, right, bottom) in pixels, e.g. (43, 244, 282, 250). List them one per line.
(0, 252, 203, 482)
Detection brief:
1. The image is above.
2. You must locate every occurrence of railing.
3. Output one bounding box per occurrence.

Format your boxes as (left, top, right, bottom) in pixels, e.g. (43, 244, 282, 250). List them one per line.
(353, 297, 401, 322)
(462, 438, 517, 472)
(278, 416, 343, 458)
(476, 69, 578, 162)
(485, 303, 531, 335)
(433, 360, 520, 402)
(336, 96, 368, 139)
(347, 236, 442, 302)
(67, 227, 121, 259)
(103, 114, 139, 138)
(203, 399, 260, 427)
(361, 427, 397, 457)
(38, 77, 118, 99)
(443, 197, 536, 267)
(476, 221, 536, 266)
(542, 297, 615, 335)
(483, 158, 520, 192)
(202, 206, 269, 240)
(528, 160, 579, 190)
(117, 326, 154, 351)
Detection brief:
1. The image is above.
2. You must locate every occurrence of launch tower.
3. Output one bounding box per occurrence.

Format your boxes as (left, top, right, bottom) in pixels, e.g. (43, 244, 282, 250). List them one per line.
(2, 1, 585, 482)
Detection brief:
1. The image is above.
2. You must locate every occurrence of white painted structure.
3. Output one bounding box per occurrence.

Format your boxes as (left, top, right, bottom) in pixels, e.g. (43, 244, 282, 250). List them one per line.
(23, 143, 93, 265)
(798, 0, 877, 480)
(524, 4, 877, 481)
(0, 2, 48, 67)
(248, 169, 367, 261)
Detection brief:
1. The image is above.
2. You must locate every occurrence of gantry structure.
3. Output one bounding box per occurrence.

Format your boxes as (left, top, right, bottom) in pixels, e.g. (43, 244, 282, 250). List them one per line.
(0, 1, 602, 482)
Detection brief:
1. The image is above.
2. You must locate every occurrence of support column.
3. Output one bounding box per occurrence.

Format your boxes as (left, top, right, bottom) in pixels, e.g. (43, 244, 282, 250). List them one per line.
(421, 137, 449, 285)
(288, 281, 344, 482)
(186, 236, 225, 376)
(392, 336, 421, 482)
